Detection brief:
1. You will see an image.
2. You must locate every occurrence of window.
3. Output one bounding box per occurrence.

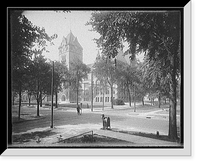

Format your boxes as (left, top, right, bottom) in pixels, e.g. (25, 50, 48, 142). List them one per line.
(106, 90, 109, 94)
(96, 89, 99, 95)
(107, 97, 109, 102)
(96, 97, 100, 102)
(100, 97, 102, 102)
(61, 95, 66, 101)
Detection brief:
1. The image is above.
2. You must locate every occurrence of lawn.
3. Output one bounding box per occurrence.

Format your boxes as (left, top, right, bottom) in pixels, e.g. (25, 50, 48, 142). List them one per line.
(13, 130, 57, 144)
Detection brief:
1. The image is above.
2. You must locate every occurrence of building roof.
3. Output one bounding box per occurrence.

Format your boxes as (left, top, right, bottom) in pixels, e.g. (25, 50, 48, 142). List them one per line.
(59, 31, 83, 50)
(66, 31, 83, 49)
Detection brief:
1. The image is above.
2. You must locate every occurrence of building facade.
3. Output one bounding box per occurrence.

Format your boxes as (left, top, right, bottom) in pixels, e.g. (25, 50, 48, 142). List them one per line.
(14, 32, 139, 106)
(81, 64, 118, 107)
(58, 31, 83, 103)
(80, 49, 134, 106)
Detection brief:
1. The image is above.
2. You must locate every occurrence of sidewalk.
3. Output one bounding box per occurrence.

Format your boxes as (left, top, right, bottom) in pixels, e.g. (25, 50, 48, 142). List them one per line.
(94, 129, 181, 147)
(11, 125, 181, 147)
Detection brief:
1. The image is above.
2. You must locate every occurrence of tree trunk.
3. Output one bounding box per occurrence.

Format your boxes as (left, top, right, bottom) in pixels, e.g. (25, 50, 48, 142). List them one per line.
(55, 90, 58, 108)
(39, 91, 42, 107)
(168, 98, 177, 140)
(76, 85, 79, 106)
(36, 80, 40, 116)
(180, 81, 183, 144)
(110, 83, 114, 109)
(164, 98, 167, 104)
(169, 96, 178, 140)
(123, 84, 126, 101)
(18, 89, 21, 120)
(158, 93, 161, 108)
(141, 97, 144, 106)
(102, 85, 105, 110)
(127, 84, 131, 107)
(27, 92, 31, 106)
(36, 98, 40, 116)
(168, 54, 178, 141)
(133, 85, 136, 112)
(28, 98, 31, 106)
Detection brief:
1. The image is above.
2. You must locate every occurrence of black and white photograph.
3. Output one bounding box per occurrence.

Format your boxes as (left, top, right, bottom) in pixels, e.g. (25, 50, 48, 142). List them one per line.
(4, 3, 192, 156)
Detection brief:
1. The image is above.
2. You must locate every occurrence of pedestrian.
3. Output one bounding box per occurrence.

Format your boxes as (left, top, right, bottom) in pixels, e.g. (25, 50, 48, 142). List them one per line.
(77, 104, 80, 115)
(77, 104, 82, 115)
(80, 103, 82, 115)
(79, 104, 82, 115)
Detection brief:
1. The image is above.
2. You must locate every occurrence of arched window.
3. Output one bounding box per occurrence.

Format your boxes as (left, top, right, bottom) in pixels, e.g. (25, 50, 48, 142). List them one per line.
(61, 95, 66, 101)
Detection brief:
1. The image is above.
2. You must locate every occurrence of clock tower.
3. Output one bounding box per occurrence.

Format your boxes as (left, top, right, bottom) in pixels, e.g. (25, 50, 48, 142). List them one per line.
(58, 31, 83, 103)
(58, 31, 83, 68)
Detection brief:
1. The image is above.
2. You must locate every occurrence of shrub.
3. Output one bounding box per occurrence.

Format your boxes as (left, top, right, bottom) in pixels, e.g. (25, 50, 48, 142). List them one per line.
(44, 103, 56, 106)
(113, 99, 125, 105)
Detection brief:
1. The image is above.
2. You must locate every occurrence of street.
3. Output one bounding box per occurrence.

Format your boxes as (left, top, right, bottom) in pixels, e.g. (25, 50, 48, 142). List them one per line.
(12, 104, 180, 136)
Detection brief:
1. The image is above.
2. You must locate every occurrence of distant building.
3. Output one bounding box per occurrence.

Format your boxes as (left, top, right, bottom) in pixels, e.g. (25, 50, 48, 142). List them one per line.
(14, 34, 137, 106)
(58, 31, 83, 103)
(58, 30, 83, 69)
(81, 63, 118, 106)
(81, 49, 135, 106)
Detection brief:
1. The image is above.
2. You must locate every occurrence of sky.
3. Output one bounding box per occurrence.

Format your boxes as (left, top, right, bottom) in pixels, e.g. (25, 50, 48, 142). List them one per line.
(23, 10, 144, 64)
(23, 10, 101, 64)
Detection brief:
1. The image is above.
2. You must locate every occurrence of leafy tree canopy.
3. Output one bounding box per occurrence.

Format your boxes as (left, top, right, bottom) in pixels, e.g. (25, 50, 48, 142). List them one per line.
(88, 11, 181, 75)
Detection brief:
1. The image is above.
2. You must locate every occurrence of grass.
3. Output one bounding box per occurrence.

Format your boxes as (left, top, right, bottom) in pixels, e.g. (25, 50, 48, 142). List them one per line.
(13, 130, 57, 143)
(60, 133, 133, 145)
(111, 128, 181, 143)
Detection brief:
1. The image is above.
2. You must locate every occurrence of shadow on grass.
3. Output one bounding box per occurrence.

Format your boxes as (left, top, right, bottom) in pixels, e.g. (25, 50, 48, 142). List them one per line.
(111, 128, 180, 143)
(13, 130, 57, 143)
(60, 133, 133, 146)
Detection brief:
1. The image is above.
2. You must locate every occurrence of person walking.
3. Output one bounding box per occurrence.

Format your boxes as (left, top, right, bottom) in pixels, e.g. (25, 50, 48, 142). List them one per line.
(77, 104, 80, 115)
(77, 104, 82, 115)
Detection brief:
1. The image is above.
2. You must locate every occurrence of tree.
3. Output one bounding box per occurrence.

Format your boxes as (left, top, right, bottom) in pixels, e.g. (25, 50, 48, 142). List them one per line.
(11, 10, 57, 118)
(115, 60, 140, 107)
(11, 10, 38, 119)
(88, 11, 181, 141)
(53, 61, 69, 108)
(28, 55, 51, 116)
(93, 55, 117, 109)
(69, 60, 90, 105)
(141, 56, 171, 107)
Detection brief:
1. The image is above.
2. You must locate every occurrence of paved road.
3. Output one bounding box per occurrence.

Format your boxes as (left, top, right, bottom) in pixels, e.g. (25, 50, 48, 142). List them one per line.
(12, 105, 179, 136)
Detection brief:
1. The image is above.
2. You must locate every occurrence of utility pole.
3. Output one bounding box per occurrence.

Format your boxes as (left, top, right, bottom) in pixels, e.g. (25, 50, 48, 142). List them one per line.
(50, 61, 54, 128)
